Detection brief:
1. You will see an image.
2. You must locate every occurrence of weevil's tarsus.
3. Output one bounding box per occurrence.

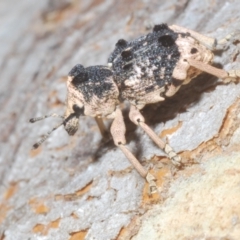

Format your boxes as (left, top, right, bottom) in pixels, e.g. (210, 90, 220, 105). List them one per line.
(227, 69, 240, 82)
(146, 173, 157, 194)
(215, 30, 240, 50)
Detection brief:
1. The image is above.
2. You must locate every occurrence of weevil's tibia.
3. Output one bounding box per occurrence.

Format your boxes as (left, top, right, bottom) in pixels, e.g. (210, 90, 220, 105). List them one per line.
(110, 108, 157, 193)
(129, 105, 181, 167)
(187, 58, 240, 83)
(94, 117, 109, 140)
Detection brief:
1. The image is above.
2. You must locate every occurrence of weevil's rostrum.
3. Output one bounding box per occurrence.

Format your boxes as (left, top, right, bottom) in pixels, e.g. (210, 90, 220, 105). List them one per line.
(30, 24, 240, 192)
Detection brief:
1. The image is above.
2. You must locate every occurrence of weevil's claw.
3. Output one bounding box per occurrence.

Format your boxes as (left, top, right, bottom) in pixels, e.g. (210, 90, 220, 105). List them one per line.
(146, 173, 157, 194)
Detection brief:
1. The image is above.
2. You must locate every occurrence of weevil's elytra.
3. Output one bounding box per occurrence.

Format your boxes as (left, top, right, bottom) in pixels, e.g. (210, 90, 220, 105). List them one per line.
(30, 23, 240, 193)
(108, 24, 214, 107)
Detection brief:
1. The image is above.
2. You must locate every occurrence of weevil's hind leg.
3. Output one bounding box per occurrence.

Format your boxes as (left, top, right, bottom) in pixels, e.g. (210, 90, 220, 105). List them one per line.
(170, 24, 240, 51)
(129, 105, 181, 167)
(170, 25, 217, 50)
(110, 108, 157, 193)
(215, 30, 240, 50)
(94, 117, 109, 140)
(187, 58, 240, 83)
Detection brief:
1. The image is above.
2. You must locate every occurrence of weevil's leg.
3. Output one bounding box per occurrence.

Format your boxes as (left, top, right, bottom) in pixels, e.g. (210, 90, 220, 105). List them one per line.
(215, 30, 240, 50)
(187, 58, 240, 83)
(129, 105, 181, 167)
(110, 108, 157, 193)
(165, 82, 181, 97)
(94, 117, 109, 139)
(170, 25, 216, 50)
(171, 24, 240, 51)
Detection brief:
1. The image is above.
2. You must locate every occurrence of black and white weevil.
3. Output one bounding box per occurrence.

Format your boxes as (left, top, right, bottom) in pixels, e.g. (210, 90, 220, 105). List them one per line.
(30, 24, 240, 192)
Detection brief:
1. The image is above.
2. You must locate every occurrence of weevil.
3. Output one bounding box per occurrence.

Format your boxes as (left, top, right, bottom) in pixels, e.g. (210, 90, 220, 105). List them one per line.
(30, 24, 240, 192)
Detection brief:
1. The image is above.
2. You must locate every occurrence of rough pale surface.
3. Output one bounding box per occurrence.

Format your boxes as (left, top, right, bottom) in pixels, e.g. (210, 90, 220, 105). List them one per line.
(0, 0, 240, 240)
(133, 152, 240, 240)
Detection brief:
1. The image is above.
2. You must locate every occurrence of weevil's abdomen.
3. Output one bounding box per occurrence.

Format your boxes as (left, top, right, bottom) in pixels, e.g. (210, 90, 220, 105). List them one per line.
(108, 24, 213, 108)
(108, 24, 183, 106)
(67, 64, 119, 119)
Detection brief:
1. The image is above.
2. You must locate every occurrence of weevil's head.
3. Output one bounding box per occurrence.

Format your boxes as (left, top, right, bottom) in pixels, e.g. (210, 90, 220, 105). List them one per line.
(30, 63, 118, 149)
(64, 64, 119, 136)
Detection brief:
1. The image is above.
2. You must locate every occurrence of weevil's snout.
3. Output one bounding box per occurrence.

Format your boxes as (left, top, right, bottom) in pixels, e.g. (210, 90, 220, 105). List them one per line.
(63, 115, 79, 136)
(64, 64, 87, 136)
(63, 104, 84, 136)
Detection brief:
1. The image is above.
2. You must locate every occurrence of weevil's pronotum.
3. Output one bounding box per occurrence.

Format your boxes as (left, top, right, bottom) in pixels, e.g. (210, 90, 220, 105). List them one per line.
(30, 24, 240, 192)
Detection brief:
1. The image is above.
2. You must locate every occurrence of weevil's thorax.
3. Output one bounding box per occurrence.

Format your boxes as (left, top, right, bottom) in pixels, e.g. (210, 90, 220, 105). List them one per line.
(66, 64, 119, 121)
(108, 24, 214, 108)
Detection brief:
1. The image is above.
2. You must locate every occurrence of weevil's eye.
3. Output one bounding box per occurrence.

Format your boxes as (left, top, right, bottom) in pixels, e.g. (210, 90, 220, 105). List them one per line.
(72, 104, 84, 117)
(69, 64, 89, 85)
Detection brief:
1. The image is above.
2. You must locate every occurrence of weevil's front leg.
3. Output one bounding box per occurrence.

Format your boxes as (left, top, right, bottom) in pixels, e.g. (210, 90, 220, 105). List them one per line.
(165, 82, 181, 97)
(129, 105, 181, 167)
(110, 108, 157, 193)
(187, 58, 240, 83)
(94, 117, 109, 140)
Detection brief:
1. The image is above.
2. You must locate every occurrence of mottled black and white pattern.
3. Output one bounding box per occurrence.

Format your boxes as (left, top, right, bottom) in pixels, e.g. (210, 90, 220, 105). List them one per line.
(108, 24, 186, 102)
(69, 64, 115, 103)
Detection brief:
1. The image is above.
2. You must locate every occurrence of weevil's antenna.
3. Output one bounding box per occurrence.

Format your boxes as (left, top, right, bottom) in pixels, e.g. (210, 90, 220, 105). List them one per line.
(30, 113, 65, 149)
(31, 121, 64, 149)
(29, 113, 64, 123)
